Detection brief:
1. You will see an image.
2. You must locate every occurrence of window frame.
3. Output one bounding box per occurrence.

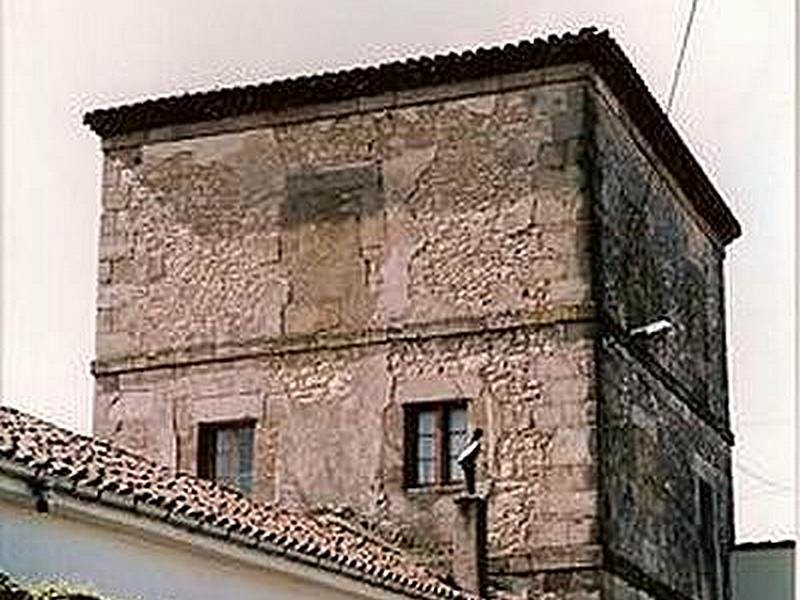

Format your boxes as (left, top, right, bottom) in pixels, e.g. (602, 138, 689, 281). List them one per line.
(197, 419, 256, 494)
(403, 400, 469, 490)
(695, 476, 722, 600)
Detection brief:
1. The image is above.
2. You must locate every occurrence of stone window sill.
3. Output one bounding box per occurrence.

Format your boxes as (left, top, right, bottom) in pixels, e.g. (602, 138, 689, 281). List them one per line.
(405, 483, 466, 496)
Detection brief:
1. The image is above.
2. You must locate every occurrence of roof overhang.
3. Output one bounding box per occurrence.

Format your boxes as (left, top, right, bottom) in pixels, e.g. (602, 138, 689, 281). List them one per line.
(0, 461, 436, 600)
(83, 27, 740, 245)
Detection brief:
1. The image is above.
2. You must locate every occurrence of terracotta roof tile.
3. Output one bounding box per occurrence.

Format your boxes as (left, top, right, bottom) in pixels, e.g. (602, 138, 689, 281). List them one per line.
(82, 27, 740, 245)
(0, 406, 475, 600)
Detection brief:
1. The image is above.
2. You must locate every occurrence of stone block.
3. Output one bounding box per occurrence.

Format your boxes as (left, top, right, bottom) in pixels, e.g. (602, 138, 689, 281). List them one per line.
(530, 520, 568, 548)
(547, 491, 597, 519)
(112, 257, 133, 284)
(548, 277, 591, 306)
(100, 212, 116, 238)
(457, 94, 497, 117)
(397, 374, 483, 403)
(383, 145, 436, 200)
(533, 403, 562, 428)
(97, 260, 112, 284)
(550, 427, 594, 466)
(545, 377, 591, 405)
(496, 195, 533, 234)
(95, 284, 123, 309)
(535, 352, 584, 381)
(532, 257, 568, 280)
(102, 188, 130, 211)
(98, 238, 129, 261)
(97, 308, 114, 334)
(255, 280, 289, 337)
(96, 332, 134, 358)
(534, 189, 577, 225)
(567, 518, 598, 546)
(359, 211, 385, 249)
(105, 388, 175, 468)
(538, 141, 567, 169)
(561, 401, 595, 426)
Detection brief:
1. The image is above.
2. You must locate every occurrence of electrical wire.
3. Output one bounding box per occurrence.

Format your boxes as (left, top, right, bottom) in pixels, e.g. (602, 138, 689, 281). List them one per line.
(667, 0, 700, 114)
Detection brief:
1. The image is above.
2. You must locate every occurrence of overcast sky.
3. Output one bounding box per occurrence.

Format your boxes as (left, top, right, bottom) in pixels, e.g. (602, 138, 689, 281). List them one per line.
(1, 0, 795, 542)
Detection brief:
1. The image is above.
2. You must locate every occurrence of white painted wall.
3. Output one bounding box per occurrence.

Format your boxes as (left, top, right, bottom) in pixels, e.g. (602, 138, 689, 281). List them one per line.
(732, 545, 795, 600)
(0, 497, 390, 600)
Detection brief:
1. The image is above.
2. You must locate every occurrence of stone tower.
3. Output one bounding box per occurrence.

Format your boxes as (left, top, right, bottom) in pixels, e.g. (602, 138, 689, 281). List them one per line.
(86, 29, 740, 600)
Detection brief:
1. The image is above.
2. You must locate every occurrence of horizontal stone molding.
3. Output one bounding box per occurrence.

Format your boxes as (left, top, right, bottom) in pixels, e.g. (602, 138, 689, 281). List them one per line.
(598, 313, 735, 444)
(486, 550, 706, 600)
(92, 304, 596, 376)
(487, 546, 602, 575)
(604, 548, 695, 600)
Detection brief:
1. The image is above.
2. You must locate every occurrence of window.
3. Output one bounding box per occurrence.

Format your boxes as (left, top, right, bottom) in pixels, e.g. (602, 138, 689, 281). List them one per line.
(197, 421, 255, 494)
(696, 478, 720, 600)
(404, 402, 469, 488)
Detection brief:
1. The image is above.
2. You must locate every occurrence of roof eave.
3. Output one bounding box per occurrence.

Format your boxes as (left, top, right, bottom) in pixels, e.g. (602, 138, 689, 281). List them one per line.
(82, 27, 740, 245)
(0, 461, 460, 600)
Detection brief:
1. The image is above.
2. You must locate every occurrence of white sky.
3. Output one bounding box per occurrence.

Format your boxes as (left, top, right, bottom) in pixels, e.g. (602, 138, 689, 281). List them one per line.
(1, 0, 795, 542)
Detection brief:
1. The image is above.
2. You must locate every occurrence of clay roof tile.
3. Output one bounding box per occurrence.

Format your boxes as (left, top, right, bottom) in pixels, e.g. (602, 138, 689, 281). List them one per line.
(0, 405, 472, 599)
(79, 28, 733, 244)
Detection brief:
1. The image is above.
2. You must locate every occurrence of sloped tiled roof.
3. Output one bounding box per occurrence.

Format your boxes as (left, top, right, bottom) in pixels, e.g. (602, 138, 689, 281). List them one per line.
(83, 27, 740, 244)
(0, 406, 472, 600)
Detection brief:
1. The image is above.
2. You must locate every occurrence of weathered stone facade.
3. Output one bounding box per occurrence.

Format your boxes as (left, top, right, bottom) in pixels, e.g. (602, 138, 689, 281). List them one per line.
(89, 37, 738, 600)
(590, 80, 734, 600)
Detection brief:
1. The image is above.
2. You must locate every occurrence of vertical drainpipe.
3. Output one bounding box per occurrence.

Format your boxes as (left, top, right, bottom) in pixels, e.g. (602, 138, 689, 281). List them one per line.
(451, 490, 487, 597)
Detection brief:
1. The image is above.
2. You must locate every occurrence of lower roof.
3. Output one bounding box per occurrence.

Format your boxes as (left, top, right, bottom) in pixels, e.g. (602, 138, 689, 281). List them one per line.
(0, 405, 472, 600)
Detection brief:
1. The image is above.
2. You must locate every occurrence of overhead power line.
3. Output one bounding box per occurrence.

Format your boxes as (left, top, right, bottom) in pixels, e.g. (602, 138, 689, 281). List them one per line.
(667, 0, 700, 114)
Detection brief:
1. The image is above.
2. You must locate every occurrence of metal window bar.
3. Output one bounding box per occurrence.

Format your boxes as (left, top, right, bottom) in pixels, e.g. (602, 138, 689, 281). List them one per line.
(416, 410, 436, 485)
(446, 406, 468, 483)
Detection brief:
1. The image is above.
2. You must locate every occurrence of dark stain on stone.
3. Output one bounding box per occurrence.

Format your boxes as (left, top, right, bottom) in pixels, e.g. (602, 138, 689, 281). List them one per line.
(283, 163, 383, 227)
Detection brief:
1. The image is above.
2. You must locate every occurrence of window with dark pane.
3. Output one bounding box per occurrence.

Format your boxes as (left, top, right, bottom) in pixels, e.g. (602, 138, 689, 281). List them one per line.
(404, 401, 469, 488)
(445, 406, 468, 483)
(197, 421, 255, 494)
(697, 478, 720, 600)
(416, 409, 436, 485)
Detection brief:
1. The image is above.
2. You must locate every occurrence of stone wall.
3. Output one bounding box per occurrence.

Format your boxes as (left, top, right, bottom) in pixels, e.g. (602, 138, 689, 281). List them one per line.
(94, 74, 599, 588)
(95, 79, 591, 365)
(597, 343, 733, 600)
(95, 323, 598, 576)
(589, 83, 734, 600)
(386, 324, 598, 570)
(590, 83, 729, 428)
(93, 68, 735, 600)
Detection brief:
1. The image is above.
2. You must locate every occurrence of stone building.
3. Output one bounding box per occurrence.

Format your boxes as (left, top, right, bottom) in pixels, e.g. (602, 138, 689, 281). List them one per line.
(84, 28, 741, 600)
